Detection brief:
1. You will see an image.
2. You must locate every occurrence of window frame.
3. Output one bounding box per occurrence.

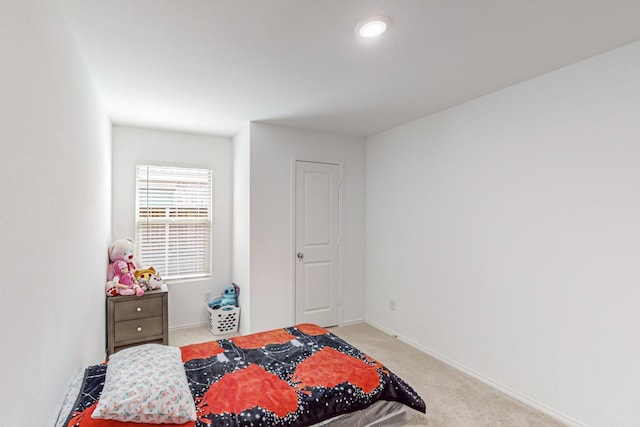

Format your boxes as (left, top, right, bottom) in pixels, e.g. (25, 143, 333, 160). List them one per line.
(134, 163, 213, 282)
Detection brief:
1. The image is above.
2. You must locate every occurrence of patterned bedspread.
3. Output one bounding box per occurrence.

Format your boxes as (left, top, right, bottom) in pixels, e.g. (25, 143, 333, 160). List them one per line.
(64, 324, 425, 426)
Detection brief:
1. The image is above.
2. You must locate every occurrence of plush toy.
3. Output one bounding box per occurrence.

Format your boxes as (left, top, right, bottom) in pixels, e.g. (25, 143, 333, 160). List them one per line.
(105, 281, 119, 297)
(208, 284, 240, 309)
(147, 274, 164, 290)
(112, 260, 144, 296)
(107, 239, 137, 277)
(134, 267, 164, 291)
(105, 238, 143, 297)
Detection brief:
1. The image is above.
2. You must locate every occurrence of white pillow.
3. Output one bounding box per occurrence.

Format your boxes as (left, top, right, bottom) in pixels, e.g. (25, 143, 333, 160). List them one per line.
(92, 344, 197, 424)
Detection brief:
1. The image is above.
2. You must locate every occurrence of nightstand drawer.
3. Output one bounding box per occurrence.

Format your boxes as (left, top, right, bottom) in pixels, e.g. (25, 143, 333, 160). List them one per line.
(114, 297, 163, 322)
(114, 316, 163, 343)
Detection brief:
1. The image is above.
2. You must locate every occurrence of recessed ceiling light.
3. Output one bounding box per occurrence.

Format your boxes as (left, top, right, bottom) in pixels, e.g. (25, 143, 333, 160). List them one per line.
(356, 16, 390, 39)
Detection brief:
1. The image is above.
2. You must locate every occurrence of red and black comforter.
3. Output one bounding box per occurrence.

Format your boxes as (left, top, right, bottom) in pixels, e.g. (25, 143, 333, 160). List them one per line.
(64, 324, 425, 426)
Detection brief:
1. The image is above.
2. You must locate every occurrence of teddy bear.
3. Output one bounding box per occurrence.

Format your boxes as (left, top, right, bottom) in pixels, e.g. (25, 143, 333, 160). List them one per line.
(134, 267, 164, 291)
(207, 284, 239, 309)
(105, 238, 144, 297)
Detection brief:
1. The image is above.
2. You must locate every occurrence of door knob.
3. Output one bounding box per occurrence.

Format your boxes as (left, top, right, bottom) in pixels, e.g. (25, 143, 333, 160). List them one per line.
(297, 252, 304, 260)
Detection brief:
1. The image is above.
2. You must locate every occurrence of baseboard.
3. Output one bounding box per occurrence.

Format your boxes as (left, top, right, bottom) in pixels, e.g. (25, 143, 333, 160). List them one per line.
(340, 317, 366, 326)
(364, 319, 587, 427)
(169, 321, 208, 331)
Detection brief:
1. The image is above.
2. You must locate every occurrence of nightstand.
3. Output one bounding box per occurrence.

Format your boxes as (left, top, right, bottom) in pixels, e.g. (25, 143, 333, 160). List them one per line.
(106, 285, 168, 356)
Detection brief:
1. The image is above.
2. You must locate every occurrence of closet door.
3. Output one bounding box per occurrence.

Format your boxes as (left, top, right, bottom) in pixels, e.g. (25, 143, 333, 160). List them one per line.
(294, 161, 340, 327)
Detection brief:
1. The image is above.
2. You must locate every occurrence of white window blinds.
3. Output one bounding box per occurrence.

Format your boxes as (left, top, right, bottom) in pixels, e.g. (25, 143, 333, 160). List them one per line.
(135, 165, 212, 280)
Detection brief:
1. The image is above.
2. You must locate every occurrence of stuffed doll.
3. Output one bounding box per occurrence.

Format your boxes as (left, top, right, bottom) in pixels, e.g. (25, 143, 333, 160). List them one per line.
(146, 274, 164, 291)
(208, 284, 239, 309)
(105, 238, 143, 297)
(134, 267, 164, 291)
(112, 260, 144, 296)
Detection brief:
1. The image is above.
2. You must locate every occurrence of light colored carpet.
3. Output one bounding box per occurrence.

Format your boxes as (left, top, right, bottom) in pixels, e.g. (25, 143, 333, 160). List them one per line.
(169, 324, 238, 347)
(329, 323, 568, 427)
(169, 322, 568, 427)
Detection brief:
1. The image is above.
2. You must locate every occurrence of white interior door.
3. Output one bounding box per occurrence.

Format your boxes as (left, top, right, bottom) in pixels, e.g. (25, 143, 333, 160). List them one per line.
(295, 161, 340, 327)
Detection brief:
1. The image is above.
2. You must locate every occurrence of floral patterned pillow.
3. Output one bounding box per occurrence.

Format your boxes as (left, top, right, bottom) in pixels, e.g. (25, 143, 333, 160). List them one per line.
(92, 344, 196, 424)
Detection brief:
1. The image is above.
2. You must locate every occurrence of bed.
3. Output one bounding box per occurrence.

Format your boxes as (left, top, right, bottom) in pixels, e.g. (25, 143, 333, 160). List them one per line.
(57, 323, 425, 426)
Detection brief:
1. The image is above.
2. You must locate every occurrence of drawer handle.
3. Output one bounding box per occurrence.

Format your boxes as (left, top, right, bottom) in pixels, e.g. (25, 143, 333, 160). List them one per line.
(137, 326, 142, 332)
(136, 307, 142, 312)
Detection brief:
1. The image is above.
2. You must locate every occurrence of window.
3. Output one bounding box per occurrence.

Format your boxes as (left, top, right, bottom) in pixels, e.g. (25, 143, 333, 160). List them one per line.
(135, 164, 212, 280)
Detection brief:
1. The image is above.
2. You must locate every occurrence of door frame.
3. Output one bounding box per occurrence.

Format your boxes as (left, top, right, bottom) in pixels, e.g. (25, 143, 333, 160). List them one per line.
(290, 156, 344, 327)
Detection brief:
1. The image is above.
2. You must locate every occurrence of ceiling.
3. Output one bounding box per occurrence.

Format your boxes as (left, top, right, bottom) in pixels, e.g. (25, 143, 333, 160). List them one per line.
(60, 0, 640, 138)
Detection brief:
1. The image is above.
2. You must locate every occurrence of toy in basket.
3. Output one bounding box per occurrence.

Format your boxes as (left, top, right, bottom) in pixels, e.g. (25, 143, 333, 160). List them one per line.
(207, 284, 240, 335)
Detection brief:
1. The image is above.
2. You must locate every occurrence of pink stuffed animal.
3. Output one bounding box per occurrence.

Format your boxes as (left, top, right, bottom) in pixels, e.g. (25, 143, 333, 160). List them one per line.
(112, 260, 144, 296)
(105, 238, 144, 297)
(107, 238, 137, 278)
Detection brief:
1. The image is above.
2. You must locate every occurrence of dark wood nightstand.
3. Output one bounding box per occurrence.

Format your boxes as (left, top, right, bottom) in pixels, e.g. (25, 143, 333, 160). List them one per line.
(106, 285, 168, 356)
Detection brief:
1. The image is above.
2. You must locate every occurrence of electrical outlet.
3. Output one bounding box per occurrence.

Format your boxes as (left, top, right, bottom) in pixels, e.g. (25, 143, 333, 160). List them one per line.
(389, 299, 396, 311)
(203, 291, 211, 303)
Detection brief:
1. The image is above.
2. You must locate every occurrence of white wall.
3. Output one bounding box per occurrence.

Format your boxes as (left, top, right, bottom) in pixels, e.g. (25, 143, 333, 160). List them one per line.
(232, 124, 251, 334)
(112, 126, 233, 328)
(366, 41, 640, 427)
(0, 0, 111, 423)
(248, 123, 366, 332)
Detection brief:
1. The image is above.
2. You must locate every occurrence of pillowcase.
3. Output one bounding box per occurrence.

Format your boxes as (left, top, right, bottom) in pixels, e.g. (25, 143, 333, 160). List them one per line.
(92, 344, 197, 424)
